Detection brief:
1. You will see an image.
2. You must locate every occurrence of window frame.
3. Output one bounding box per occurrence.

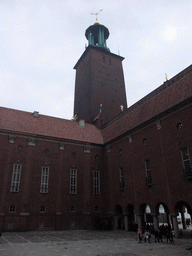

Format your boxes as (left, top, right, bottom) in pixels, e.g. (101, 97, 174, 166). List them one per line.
(119, 167, 124, 190)
(9, 205, 16, 213)
(93, 170, 100, 194)
(145, 159, 152, 186)
(70, 169, 77, 194)
(40, 166, 49, 193)
(10, 164, 22, 192)
(181, 146, 192, 180)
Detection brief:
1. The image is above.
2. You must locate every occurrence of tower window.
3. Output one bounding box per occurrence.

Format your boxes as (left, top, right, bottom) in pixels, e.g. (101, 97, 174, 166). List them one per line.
(103, 56, 105, 63)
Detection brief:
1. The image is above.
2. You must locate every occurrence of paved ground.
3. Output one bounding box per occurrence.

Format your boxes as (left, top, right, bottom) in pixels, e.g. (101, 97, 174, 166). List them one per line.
(0, 230, 192, 256)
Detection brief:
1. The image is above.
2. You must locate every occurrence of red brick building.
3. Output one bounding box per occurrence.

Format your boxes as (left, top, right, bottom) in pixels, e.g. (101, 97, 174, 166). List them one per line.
(0, 20, 192, 237)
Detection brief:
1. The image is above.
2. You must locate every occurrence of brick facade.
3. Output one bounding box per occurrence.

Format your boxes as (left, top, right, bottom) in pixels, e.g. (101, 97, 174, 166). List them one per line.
(0, 21, 192, 236)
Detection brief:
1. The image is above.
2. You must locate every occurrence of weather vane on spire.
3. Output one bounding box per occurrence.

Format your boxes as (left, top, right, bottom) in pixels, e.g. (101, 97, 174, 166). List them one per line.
(90, 9, 103, 23)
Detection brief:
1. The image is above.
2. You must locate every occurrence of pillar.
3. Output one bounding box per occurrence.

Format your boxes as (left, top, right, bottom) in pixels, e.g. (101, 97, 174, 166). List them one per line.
(171, 215, 179, 238)
(153, 215, 159, 230)
(137, 215, 142, 230)
(181, 210, 187, 229)
(124, 214, 128, 231)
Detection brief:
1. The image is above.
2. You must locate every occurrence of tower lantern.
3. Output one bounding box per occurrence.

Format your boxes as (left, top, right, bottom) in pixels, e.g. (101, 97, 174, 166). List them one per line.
(85, 10, 110, 52)
(85, 22, 110, 52)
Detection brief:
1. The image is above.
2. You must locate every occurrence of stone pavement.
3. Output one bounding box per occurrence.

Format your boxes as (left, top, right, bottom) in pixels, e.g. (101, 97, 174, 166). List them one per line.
(0, 230, 192, 256)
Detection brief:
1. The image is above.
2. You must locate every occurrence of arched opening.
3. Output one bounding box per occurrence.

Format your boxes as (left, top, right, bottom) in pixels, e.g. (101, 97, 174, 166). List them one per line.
(175, 201, 192, 237)
(155, 203, 170, 227)
(139, 204, 153, 231)
(114, 205, 124, 230)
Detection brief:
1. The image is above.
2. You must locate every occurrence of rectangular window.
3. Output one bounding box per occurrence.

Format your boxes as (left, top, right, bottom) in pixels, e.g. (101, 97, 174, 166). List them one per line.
(119, 167, 124, 190)
(70, 169, 77, 194)
(10, 164, 22, 192)
(40, 206, 46, 213)
(145, 159, 152, 186)
(9, 205, 16, 213)
(93, 171, 100, 194)
(40, 167, 49, 193)
(181, 147, 192, 179)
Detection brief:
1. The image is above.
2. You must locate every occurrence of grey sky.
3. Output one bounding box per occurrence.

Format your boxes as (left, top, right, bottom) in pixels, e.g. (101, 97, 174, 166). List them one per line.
(0, 0, 191, 120)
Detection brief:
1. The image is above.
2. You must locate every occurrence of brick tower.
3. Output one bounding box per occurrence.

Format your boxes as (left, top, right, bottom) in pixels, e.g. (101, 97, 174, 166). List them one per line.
(74, 18, 127, 127)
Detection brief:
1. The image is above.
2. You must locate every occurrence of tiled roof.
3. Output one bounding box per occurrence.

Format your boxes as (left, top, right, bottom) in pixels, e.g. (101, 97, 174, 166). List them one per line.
(0, 107, 102, 145)
(102, 64, 192, 144)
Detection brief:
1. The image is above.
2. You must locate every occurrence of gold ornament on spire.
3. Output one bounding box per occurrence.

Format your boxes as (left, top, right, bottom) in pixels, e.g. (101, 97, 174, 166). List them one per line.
(90, 9, 103, 24)
(165, 73, 168, 81)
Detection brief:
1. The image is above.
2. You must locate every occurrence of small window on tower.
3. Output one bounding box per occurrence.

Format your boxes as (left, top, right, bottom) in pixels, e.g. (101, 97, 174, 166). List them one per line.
(103, 56, 105, 63)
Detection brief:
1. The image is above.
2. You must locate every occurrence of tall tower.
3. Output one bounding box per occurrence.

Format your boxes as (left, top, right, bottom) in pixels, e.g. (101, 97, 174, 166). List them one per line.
(74, 18, 127, 126)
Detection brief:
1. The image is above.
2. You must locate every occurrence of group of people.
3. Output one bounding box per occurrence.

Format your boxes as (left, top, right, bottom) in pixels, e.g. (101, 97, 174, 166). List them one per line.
(137, 224, 174, 244)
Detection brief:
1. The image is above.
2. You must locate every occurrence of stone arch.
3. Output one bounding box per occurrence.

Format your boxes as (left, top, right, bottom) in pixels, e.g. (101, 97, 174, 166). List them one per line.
(155, 202, 170, 226)
(114, 204, 124, 230)
(138, 203, 153, 230)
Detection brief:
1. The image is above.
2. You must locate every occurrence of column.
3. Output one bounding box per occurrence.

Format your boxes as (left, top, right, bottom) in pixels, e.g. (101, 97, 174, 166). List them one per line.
(171, 215, 179, 238)
(181, 209, 187, 229)
(124, 214, 128, 231)
(137, 215, 142, 230)
(153, 215, 159, 230)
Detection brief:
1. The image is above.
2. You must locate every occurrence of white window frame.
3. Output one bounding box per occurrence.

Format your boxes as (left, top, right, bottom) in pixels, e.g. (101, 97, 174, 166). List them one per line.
(93, 171, 100, 194)
(10, 164, 22, 192)
(70, 169, 77, 194)
(40, 167, 49, 193)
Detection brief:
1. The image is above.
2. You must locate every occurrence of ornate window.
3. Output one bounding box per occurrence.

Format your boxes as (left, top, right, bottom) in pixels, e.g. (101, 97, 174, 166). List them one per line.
(40, 167, 49, 193)
(10, 164, 22, 192)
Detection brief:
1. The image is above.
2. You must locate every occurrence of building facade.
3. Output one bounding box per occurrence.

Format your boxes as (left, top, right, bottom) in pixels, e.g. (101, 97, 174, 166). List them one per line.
(0, 20, 192, 236)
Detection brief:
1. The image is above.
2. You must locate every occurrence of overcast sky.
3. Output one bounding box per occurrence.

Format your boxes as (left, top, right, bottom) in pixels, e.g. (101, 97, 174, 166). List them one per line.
(0, 0, 191, 120)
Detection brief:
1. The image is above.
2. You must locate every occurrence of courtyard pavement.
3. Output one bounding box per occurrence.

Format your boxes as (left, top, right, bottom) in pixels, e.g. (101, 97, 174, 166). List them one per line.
(0, 230, 192, 256)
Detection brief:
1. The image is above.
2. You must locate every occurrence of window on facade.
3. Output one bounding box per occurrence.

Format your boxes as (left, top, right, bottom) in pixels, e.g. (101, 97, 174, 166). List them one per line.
(181, 147, 192, 180)
(40, 205, 46, 213)
(145, 159, 152, 186)
(93, 171, 100, 194)
(9, 205, 16, 213)
(70, 169, 77, 194)
(95, 205, 99, 212)
(10, 164, 22, 192)
(40, 167, 49, 193)
(119, 167, 124, 190)
(39, 221, 44, 228)
(70, 206, 75, 212)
